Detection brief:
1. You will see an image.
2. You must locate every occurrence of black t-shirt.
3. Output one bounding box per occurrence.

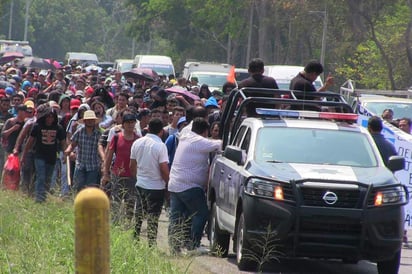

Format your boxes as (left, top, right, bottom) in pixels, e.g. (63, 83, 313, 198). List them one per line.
(30, 123, 66, 164)
(238, 74, 279, 89)
(289, 72, 317, 99)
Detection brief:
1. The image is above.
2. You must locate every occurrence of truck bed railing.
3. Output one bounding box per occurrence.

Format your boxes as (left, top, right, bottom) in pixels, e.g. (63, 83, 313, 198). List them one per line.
(221, 88, 354, 147)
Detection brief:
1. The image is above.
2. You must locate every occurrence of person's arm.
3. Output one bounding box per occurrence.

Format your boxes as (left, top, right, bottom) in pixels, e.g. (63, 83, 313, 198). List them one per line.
(130, 158, 137, 178)
(21, 136, 35, 164)
(102, 146, 114, 185)
(2, 120, 21, 139)
(13, 123, 31, 154)
(64, 141, 77, 157)
(159, 162, 169, 186)
(317, 73, 334, 92)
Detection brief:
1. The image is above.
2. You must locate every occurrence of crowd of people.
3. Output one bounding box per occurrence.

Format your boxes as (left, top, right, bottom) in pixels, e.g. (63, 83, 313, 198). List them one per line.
(0, 57, 241, 253)
(3, 56, 405, 253)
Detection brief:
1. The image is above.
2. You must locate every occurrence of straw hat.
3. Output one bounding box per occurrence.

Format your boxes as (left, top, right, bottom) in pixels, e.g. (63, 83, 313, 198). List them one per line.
(77, 110, 100, 124)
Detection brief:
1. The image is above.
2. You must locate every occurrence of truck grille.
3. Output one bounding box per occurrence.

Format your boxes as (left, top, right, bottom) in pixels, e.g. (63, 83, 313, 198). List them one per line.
(300, 185, 364, 208)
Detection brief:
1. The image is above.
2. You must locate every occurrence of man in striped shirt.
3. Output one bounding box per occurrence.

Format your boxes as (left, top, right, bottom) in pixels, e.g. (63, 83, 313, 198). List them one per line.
(168, 117, 222, 253)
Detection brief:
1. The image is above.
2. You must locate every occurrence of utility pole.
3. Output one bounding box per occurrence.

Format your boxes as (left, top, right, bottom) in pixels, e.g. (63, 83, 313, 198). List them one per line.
(8, 0, 14, 39)
(309, 8, 328, 80)
(24, 0, 32, 41)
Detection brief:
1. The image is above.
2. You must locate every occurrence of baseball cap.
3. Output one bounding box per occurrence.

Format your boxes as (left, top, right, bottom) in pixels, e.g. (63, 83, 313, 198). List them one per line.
(24, 100, 35, 109)
(70, 99, 81, 110)
(122, 114, 137, 123)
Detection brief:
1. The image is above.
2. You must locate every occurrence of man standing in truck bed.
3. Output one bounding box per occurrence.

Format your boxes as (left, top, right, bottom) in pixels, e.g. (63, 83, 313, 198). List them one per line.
(238, 58, 279, 89)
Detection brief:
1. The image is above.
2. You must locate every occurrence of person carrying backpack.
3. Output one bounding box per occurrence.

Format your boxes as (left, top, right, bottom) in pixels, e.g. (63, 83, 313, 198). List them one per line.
(102, 113, 139, 222)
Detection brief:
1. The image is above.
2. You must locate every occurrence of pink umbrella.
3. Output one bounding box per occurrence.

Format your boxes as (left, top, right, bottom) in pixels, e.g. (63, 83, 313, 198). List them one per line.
(0, 52, 24, 64)
(45, 58, 62, 69)
(165, 86, 200, 101)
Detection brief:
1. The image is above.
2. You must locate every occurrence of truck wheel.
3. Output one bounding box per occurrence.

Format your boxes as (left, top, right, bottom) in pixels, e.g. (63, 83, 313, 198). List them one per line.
(377, 250, 401, 274)
(236, 213, 258, 271)
(209, 203, 230, 257)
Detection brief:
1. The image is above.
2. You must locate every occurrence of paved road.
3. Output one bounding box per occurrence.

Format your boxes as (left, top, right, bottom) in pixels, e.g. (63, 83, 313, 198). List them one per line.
(155, 212, 412, 273)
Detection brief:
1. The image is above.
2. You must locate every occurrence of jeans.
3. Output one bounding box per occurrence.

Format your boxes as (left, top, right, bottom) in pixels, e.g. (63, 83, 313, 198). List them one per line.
(135, 186, 165, 247)
(73, 167, 100, 193)
(168, 187, 209, 251)
(50, 152, 69, 196)
(34, 158, 55, 202)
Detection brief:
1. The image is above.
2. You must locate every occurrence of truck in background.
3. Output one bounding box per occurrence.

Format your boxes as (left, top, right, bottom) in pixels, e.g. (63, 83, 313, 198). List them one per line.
(182, 61, 231, 91)
(0, 40, 33, 56)
(65, 52, 99, 67)
(132, 55, 175, 77)
(264, 65, 323, 90)
(113, 59, 134, 73)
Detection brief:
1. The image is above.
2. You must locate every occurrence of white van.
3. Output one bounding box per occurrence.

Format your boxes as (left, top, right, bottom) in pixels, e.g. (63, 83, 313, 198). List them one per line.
(65, 52, 99, 67)
(264, 65, 323, 90)
(132, 55, 175, 77)
(182, 61, 232, 91)
(113, 59, 134, 73)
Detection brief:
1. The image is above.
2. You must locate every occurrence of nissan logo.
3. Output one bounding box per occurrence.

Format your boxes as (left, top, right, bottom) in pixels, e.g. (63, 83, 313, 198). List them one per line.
(322, 191, 338, 205)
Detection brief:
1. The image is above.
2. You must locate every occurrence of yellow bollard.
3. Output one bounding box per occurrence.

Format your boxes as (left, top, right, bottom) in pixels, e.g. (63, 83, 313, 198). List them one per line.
(74, 187, 110, 274)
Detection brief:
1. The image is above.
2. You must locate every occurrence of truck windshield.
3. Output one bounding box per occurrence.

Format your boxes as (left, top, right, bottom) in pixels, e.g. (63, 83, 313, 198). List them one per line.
(255, 127, 377, 167)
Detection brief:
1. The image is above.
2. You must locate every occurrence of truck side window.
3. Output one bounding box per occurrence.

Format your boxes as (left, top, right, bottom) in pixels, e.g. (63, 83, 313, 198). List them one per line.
(233, 126, 247, 147)
(241, 129, 251, 153)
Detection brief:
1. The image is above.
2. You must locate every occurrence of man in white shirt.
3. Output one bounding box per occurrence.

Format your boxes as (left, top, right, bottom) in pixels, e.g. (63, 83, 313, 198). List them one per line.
(168, 117, 222, 253)
(130, 118, 169, 247)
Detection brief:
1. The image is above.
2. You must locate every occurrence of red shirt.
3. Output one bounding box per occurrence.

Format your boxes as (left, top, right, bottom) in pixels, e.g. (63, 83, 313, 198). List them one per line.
(109, 132, 138, 177)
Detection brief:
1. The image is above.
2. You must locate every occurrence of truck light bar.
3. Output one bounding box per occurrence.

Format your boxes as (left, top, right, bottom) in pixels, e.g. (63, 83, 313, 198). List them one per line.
(256, 108, 358, 121)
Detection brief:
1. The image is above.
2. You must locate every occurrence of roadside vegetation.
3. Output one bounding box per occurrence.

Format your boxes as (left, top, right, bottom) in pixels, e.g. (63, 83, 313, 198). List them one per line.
(0, 190, 187, 273)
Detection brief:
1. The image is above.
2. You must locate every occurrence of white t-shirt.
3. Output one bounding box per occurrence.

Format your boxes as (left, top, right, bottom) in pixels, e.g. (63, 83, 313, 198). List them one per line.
(130, 133, 168, 190)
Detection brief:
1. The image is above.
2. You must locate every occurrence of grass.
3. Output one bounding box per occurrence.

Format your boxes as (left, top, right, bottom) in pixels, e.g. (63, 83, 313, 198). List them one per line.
(0, 190, 187, 274)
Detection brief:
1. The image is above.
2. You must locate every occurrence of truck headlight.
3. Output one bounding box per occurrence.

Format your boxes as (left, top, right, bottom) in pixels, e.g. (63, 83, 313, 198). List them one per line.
(245, 178, 285, 201)
(372, 186, 408, 206)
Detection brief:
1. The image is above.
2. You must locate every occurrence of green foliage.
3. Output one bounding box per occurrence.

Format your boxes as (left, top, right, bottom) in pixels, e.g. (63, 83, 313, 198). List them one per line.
(3, 0, 412, 88)
(0, 190, 183, 273)
(336, 1, 411, 89)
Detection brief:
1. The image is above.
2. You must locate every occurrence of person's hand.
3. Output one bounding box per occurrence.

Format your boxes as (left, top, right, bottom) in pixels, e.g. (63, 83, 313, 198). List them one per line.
(13, 123, 21, 131)
(100, 174, 110, 186)
(324, 73, 334, 89)
(69, 152, 77, 162)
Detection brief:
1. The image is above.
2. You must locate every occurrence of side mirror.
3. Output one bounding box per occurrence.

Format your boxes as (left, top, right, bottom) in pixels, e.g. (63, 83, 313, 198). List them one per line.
(223, 145, 244, 165)
(387, 155, 405, 172)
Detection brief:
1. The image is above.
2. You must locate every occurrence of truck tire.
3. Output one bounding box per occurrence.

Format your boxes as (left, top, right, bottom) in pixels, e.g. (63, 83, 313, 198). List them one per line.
(209, 203, 230, 257)
(377, 250, 401, 274)
(236, 212, 258, 271)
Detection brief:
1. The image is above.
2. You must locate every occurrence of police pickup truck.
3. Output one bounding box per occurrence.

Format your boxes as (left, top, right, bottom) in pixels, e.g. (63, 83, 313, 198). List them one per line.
(207, 88, 408, 273)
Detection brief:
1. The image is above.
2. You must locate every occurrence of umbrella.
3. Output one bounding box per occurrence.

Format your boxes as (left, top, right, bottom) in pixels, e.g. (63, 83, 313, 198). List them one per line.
(123, 68, 159, 82)
(16, 56, 56, 71)
(165, 86, 200, 101)
(0, 52, 24, 65)
(45, 58, 62, 69)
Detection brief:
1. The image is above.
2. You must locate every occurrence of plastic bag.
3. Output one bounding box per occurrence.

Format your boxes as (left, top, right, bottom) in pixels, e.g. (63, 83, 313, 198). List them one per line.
(2, 154, 20, 190)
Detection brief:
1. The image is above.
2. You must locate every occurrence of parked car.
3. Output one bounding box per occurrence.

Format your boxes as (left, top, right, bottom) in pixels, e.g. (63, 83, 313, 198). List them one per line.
(208, 88, 408, 273)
